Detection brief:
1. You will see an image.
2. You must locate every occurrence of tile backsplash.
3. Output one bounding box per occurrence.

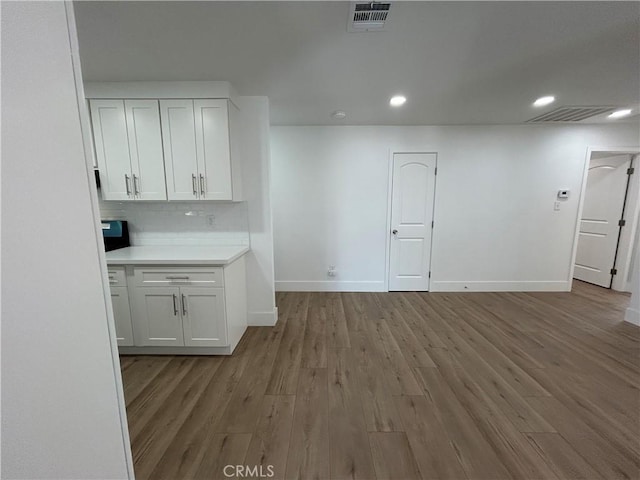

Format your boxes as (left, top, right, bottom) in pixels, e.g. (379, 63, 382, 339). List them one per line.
(99, 199, 250, 246)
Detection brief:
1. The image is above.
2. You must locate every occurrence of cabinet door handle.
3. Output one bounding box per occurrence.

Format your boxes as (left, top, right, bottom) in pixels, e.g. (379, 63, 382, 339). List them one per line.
(199, 174, 205, 197)
(124, 174, 132, 196)
(181, 294, 187, 315)
(165, 276, 190, 280)
(172, 294, 178, 316)
(133, 174, 140, 196)
(192, 174, 198, 197)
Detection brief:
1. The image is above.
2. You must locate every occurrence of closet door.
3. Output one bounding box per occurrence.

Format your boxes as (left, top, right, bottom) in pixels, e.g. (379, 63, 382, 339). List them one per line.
(194, 99, 232, 200)
(159, 100, 200, 200)
(89, 100, 133, 200)
(124, 100, 167, 200)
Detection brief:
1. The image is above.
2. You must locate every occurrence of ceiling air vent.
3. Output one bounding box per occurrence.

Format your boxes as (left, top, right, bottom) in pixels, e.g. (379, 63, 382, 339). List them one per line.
(527, 106, 615, 123)
(348, 2, 391, 32)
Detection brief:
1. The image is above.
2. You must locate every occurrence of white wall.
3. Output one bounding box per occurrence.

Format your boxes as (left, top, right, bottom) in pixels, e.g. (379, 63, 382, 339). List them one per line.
(1, 2, 131, 478)
(271, 124, 639, 292)
(239, 97, 278, 325)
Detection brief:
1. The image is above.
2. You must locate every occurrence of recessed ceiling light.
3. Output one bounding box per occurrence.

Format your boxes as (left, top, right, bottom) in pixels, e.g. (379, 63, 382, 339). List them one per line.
(331, 110, 347, 120)
(608, 109, 632, 119)
(533, 96, 555, 107)
(390, 95, 407, 107)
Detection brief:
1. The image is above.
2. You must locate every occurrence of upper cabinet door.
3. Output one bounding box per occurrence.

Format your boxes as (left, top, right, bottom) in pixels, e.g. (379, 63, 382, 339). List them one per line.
(89, 100, 133, 201)
(194, 100, 232, 200)
(159, 100, 200, 201)
(124, 100, 167, 200)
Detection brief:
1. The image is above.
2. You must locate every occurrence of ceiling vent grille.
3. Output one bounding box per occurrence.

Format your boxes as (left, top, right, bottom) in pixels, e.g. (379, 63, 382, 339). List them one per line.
(527, 106, 615, 123)
(348, 2, 391, 32)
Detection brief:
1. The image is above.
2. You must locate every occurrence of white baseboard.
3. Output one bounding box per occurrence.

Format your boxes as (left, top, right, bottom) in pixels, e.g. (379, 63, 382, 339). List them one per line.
(275, 280, 386, 292)
(430, 280, 570, 292)
(248, 308, 278, 326)
(625, 307, 640, 326)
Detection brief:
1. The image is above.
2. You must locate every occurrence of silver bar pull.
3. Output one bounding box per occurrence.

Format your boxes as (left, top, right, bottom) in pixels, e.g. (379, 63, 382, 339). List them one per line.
(181, 294, 187, 315)
(199, 174, 205, 197)
(165, 275, 190, 280)
(124, 174, 131, 196)
(192, 174, 198, 197)
(133, 174, 140, 196)
(172, 294, 178, 316)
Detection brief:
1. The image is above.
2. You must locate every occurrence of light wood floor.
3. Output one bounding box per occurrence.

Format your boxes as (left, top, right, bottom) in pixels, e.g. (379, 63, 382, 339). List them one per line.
(120, 281, 640, 480)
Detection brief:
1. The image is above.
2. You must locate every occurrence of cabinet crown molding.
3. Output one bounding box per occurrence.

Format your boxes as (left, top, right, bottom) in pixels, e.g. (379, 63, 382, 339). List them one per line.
(84, 81, 239, 107)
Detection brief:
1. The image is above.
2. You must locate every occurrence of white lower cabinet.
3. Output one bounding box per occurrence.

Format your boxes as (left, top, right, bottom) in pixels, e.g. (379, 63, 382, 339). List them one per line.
(110, 286, 134, 346)
(181, 287, 227, 347)
(131, 285, 227, 347)
(115, 258, 247, 354)
(132, 287, 185, 347)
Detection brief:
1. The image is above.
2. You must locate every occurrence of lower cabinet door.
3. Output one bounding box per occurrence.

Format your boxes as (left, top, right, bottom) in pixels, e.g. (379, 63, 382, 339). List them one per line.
(110, 286, 134, 346)
(180, 287, 227, 347)
(132, 287, 184, 346)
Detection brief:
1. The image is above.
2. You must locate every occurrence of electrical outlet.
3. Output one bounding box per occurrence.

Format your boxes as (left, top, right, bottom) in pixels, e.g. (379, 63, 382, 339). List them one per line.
(328, 265, 336, 277)
(207, 215, 216, 227)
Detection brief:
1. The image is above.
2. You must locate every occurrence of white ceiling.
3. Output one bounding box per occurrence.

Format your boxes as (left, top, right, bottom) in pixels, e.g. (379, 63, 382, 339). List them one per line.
(75, 1, 640, 126)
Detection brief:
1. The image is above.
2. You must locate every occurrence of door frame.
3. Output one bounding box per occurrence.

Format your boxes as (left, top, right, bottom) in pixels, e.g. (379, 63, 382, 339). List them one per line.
(570, 146, 640, 292)
(384, 149, 438, 292)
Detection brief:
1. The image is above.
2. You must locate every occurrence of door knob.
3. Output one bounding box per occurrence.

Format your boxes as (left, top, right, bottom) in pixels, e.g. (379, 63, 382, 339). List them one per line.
(392, 229, 398, 235)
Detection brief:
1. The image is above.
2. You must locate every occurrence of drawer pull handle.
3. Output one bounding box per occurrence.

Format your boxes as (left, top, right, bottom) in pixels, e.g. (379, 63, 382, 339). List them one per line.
(199, 174, 205, 197)
(165, 276, 190, 280)
(124, 174, 132, 196)
(172, 294, 178, 316)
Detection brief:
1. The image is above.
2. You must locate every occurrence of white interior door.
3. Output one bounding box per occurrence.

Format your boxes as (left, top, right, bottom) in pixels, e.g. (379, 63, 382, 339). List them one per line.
(194, 99, 232, 200)
(124, 100, 167, 200)
(574, 155, 632, 287)
(89, 99, 132, 200)
(159, 99, 200, 200)
(180, 287, 227, 347)
(389, 153, 437, 291)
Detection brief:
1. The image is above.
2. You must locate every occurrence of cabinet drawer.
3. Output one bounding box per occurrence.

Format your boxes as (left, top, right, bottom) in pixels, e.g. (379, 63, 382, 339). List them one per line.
(107, 267, 127, 286)
(133, 267, 224, 288)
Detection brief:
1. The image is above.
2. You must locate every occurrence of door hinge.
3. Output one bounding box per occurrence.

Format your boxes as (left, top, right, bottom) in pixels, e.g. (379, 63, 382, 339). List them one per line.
(619, 219, 626, 227)
(610, 268, 618, 275)
(434, 167, 438, 175)
(628, 167, 635, 175)
(431, 220, 434, 228)
(428, 271, 431, 278)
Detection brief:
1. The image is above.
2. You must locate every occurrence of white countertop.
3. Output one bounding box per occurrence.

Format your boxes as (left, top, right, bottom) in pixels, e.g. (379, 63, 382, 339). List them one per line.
(105, 245, 250, 265)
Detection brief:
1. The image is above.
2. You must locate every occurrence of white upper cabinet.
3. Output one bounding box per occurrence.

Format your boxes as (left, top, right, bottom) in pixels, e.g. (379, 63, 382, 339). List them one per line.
(90, 99, 167, 201)
(90, 100, 132, 200)
(159, 99, 200, 200)
(160, 99, 241, 201)
(87, 82, 243, 202)
(124, 100, 167, 200)
(194, 100, 232, 200)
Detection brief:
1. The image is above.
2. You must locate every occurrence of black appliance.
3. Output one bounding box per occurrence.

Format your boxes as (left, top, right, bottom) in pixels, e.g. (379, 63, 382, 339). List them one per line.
(101, 220, 130, 252)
